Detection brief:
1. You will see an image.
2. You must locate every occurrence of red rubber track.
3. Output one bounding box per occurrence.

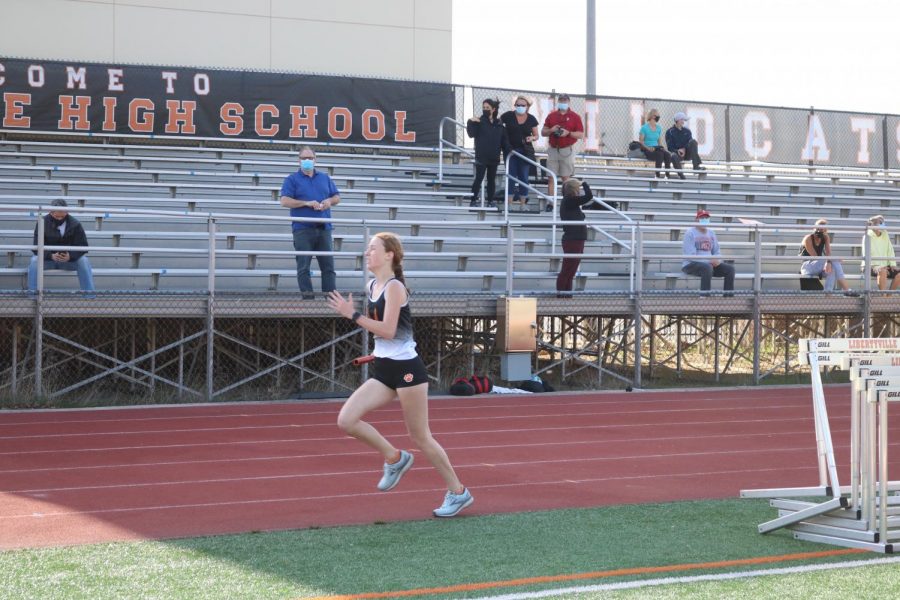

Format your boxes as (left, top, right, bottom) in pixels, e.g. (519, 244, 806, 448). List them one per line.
(1, 384, 897, 549)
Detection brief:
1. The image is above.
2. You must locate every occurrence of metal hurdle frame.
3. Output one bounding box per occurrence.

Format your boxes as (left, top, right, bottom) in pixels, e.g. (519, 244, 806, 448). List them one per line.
(742, 338, 900, 553)
(843, 358, 900, 514)
(862, 382, 900, 547)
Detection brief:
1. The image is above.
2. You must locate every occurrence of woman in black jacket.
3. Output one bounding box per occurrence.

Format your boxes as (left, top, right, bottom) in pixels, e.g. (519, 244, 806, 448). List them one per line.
(556, 179, 594, 295)
(466, 98, 509, 208)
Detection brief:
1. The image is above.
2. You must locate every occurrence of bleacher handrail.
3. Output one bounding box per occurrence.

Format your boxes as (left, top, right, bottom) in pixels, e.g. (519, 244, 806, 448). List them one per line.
(502, 150, 557, 219)
(437, 117, 473, 184)
(2, 204, 894, 294)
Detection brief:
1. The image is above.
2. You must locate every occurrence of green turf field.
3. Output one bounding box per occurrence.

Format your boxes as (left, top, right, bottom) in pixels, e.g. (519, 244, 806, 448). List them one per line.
(0, 498, 894, 600)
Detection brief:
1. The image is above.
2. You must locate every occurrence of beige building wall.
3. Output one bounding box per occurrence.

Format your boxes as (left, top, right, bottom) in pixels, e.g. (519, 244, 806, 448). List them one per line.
(0, 0, 452, 82)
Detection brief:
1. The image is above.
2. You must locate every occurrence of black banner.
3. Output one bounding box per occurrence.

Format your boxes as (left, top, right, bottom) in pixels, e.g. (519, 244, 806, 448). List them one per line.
(0, 58, 454, 146)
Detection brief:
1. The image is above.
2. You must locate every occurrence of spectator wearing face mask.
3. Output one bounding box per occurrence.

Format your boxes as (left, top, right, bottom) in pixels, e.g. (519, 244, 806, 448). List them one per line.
(500, 95, 540, 207)
(279, 146, 341, 298)
(862, 214, 900, 290)
(639, 108, 675, 179)
(800, 219, 855, 294)
(466, 98, 509, 208)
(28, 198, 95, 293)
(665, 111, 705, 174)
(681, 209, 735, 292)
(541, 93, 584, 209)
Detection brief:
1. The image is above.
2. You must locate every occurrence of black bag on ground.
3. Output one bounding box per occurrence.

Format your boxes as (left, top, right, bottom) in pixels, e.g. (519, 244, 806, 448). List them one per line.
(449, 377, 476, 396)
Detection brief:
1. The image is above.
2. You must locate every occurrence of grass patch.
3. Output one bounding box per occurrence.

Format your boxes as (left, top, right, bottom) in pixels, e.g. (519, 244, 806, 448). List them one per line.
(0, 498, 887, 600)
(549, 561, 900, 599)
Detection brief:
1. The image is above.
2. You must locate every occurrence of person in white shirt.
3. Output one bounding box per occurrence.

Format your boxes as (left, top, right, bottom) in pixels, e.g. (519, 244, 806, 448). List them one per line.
(681, 209, 735, 292)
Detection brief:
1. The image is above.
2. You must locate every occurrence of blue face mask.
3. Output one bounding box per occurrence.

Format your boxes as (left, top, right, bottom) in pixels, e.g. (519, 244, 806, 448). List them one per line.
(515, 106, 527, 115)
(698, 218, 710, 226)
(300, 159, 315, 171)
(557, 103, 569, 111)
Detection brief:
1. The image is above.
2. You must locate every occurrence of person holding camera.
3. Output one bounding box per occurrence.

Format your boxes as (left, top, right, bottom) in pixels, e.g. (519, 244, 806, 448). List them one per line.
(500, 95, 540, 206)
(799, 219, 855, 294)
(28, 199, 95, 293)
(639, 108, 675, 179)
(541, 93, 584, 210)
(556, 178, 595, 296)
(862, 214, 900, 290)
(665, 112, 705, 174)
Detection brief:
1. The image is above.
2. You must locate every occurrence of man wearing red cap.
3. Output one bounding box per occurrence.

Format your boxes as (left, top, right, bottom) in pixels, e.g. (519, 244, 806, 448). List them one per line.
(682, 209, 735, 292)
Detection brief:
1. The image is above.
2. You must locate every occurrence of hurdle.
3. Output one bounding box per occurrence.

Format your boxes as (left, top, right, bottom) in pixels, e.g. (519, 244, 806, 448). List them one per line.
(741, 338, 900, 553)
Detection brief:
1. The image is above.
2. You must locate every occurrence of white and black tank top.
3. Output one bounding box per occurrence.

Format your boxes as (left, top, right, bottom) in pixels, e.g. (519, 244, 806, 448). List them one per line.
(367, 278, 417, 360)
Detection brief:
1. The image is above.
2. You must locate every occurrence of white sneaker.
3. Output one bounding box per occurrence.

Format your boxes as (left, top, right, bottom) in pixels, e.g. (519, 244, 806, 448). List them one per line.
(376, 450, 413, 492)
(433, 488, 474, 517)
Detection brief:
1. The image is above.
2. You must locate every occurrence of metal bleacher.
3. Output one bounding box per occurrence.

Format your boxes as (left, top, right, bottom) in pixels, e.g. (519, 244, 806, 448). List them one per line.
(1, 129, 900, 294)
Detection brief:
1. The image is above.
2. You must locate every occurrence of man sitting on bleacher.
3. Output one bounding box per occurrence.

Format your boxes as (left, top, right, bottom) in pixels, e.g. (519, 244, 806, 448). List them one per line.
(665, 112, 705, 173)
(681, 209, 735, 294)
(28, 199, 95, 294)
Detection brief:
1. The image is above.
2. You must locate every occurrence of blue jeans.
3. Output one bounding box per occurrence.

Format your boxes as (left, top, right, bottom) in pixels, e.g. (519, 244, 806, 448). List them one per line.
(28, 255, 95, 291)
(682, 261, 735, 291)
(292, 227, 336, 295)
(801, 258, 846, 291)
(508, 153, 532, 200)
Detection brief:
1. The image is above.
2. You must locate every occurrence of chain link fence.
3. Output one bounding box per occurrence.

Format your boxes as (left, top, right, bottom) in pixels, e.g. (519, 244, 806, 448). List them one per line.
(889, 115, 900, 171)
(3, 287, 896, 406)
(470, 86, 898, 170)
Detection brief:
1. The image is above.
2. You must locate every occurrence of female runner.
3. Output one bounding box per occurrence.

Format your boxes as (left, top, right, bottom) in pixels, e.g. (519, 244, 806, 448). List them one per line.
(327, 232, 474, 517)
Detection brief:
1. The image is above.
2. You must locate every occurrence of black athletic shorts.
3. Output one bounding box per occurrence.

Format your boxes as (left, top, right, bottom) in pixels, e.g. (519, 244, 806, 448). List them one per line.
(371, 356, 429, 389)
(871, 266, 900, 279)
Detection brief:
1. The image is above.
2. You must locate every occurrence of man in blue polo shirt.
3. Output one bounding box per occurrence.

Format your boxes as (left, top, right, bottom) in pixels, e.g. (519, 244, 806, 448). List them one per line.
(280, 146, 341, 298)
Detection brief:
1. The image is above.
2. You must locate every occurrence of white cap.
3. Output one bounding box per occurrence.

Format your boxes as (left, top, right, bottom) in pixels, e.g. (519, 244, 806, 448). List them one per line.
(674, 111, 689, 122)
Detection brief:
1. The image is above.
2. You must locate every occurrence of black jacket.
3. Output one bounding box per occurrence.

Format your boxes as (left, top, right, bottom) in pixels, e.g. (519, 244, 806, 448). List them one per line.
(499, 111, 538, 160)
(32, 213, 89, 261)
(466, 115, 510, 165)
(665, 126, 694, 152)
(560, 182, 595, 241)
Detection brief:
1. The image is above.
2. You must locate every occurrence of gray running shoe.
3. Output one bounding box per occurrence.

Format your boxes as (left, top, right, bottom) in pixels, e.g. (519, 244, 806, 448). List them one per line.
(377, 450, 413, 491)
(433, 488, 474, 518)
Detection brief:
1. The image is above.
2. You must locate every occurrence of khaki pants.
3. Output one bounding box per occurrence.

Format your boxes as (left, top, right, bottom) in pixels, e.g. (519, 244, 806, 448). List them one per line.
(546, 145, 575, 179)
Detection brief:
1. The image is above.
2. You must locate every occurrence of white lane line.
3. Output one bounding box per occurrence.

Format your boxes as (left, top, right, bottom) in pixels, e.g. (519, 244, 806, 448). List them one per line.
(0, 401, 834, 435)
(0, 428, 838, 474)
(0, 445, 833, 494)
(0, 394, 824, 427)
(0, 411, 834, 441)
(0, 463, 820, 520)
(0, 420, 847, 457)
(466, 556, 900, 600)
